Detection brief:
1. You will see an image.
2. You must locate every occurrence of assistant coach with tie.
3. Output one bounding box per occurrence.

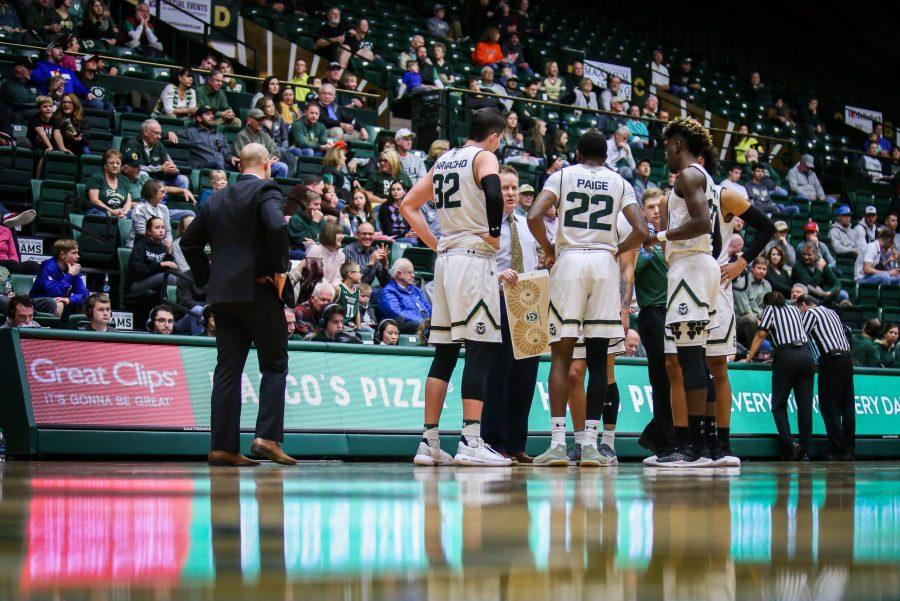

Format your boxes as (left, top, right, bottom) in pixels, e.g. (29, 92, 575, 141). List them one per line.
(181, 143, 296, 467)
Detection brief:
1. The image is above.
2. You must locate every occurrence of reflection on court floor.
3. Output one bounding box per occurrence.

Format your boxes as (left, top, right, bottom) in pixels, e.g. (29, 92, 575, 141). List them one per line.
(1, 462, 898, 600)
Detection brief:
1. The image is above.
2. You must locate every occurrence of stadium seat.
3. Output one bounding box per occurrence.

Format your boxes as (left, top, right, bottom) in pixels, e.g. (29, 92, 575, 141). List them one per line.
(11, 274, 36, 295)
(41, 151, 79, 181)
(403, 246, 436, 281)
(397, 334, 420, 346)
(68, 213, 119, 269)
(80, 154, 104, 181)
(31, 179, 77, 235)
(856, 283, 880, 306)
(880, 286, 900, 308)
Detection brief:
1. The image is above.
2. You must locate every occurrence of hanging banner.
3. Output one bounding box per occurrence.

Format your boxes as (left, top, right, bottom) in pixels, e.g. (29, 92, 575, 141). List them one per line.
(584, 60, 632, 101)
(147, 0, 237, 37)
(845, 106, 883, 134)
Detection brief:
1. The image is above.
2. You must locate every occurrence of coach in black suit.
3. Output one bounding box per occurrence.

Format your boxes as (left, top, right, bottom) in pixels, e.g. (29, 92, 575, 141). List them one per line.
(181, 142, 296, 467)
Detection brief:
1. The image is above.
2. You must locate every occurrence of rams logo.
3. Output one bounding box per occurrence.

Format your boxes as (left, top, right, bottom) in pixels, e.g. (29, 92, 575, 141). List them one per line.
(475, 322, 486, 335)
(677, 302, 689, 316)
(525, 311, 538, 323)
(549, 323, 557, 336)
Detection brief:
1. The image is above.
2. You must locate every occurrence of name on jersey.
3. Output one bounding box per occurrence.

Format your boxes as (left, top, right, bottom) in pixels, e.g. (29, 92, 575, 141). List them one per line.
(435, 158, 468, 170)
(576, 179, 609, 190)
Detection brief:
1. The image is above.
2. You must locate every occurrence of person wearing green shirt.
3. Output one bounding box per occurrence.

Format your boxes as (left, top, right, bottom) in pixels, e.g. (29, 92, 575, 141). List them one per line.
(290, 103, 330, 157)
(288, 192, 324, 247)
(195, 69, 241, 126)
(852, 318, 882, 367)
(877, 323, 899, 368)
(122, 155, 197, 205)
(791, 242, 848, 305)
(363, 152, 412, 204)
(85, 149, 132, 216)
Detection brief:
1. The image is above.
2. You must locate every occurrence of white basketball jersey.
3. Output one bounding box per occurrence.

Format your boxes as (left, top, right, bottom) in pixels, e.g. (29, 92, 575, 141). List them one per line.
(542, 164, 637, 252)
(711, 183, 734, 266)
(431, 145, 493, 252)
(665, 162, 716, 261)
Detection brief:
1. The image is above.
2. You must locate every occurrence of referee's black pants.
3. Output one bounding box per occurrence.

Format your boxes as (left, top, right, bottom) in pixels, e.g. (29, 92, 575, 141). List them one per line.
(482, 295, 539, 455)
(817, 352, 855, 455)
(637, 305, 672, 450)
(771, 346, 815, 454)
(210, 283, 289, 453)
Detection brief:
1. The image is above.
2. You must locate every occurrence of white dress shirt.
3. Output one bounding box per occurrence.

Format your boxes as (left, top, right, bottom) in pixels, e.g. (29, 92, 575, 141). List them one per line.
(497, 211, 538, 273)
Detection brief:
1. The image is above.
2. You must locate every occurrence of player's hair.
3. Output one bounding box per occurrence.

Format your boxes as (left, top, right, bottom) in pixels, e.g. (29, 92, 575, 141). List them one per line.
(576, 130, 608, 161)
(340, 261, 359, 280)
(469, 108, 506, 142)
(663, 116, 717, 170)
(498, 165, 519, 177)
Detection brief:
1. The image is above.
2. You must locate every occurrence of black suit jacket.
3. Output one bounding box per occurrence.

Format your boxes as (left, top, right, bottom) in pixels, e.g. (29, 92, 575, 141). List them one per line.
(180, 174, 290, 304)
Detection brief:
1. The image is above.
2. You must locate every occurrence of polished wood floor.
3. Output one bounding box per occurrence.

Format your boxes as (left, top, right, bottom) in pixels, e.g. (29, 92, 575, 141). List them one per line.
(0, 461, 898, 600)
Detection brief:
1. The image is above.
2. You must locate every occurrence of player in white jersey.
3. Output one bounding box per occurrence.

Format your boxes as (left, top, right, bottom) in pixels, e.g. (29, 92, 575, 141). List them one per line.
(526, 131, 647, 468)
(649, 117, 721, 468)
(400, 108, 511, 467)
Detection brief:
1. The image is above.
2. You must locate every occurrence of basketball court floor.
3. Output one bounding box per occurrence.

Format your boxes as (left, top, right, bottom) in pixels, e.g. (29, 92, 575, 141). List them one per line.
(1, 461, 897, 600)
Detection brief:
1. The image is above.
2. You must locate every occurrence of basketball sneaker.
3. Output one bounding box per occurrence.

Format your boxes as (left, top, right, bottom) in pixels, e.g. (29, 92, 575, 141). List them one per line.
(568, 443, 582, 465)
(715, 445, 741, 467)
(598, 443, 618, 465)
(533, 444, 570, 467)
(652, 444, 713, 468)
(580, 443, 617, 467)
(453, 437, 512, 466)
(413, 440, 453, 466)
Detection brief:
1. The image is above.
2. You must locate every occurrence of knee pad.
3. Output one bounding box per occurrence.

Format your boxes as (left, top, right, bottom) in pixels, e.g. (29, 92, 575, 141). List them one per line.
(676, 346, 708, 392)
(428, 343, 461, 382)
(461, 341, 498, 400)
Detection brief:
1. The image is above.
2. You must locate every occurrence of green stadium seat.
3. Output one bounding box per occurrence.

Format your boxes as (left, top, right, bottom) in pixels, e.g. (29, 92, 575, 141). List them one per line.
(11, 274, 36, 295)
(856, 283, 879, 306)
(397, 334, 420, 346)
(80, 154, 104, 181)
(41, 151, 79, 181)
(880, 286, 900, 308)
(67, 314, 89, 329)
(32, 179, 77, 235)
(402, 246, 436, 281)
(68, 213, 120, 269)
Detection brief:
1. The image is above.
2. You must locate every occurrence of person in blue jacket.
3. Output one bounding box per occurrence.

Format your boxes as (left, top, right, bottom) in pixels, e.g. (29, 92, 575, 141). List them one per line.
(378, 257, 431, 333)
(30, 238, 89, 319)
(30, 41, 95, 103)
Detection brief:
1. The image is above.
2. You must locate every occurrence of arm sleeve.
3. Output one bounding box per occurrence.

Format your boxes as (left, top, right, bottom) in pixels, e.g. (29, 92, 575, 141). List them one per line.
(127, 240, 161, 280)
(821, 243, 835, 268)
(737, 204, 775, 262)
(481, 173, 503, 238)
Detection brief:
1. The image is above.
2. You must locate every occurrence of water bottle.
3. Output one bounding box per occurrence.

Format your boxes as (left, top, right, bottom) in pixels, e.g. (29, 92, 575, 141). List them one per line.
(0, 428, 6, 461)
(2, 277, 12, 296)
(102, 273, 110, 294)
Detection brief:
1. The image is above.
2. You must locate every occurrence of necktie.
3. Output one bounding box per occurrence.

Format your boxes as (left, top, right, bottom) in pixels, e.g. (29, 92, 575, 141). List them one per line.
(508, 213, 525, 273)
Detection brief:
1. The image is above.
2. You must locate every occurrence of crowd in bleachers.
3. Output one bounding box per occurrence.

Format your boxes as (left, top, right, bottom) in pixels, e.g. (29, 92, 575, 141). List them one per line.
(0, 0, 899, 363)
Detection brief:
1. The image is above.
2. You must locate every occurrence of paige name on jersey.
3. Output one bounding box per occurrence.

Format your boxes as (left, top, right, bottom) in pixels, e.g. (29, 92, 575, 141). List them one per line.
(575, 179, 610, 190)
(435, 158, 468, 170)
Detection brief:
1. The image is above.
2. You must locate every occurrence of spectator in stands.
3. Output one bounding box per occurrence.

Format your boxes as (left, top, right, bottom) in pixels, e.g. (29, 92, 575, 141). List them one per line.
(463, 75, 501, 112)
(341, 189, 374, 235)
(745, 71, 771, 106)
(427, 3, 454, 42)
(374, 318, 399, 345)
(765, 246, 793, 297)
(787, 154, 834, 205)
(31, 40, 92, 100)
(79, 53, 117, 111)
(294, 280, 334, 337)
(378, 180, 414, 242)
(859, 228, 900, 285)
(631, 159, 656, 200)
(315, 6, 351, 68)
(126, 216, 177, 294)
(379, 258, 431, 333)
(478, 66, 507, 105)
(606, 126, 636, 181)
(171, 213, 194, 272)
(747, 162, 798, 215)
(275, 88, 301, 126)
(290, 57, 310, 102)
(796, 221, 836, 269)
(600, 75, 629, 112)
(196, 69, 240, 127)
(52, 93, 88, 155)
(249, 75, 280, 109)
(290, 102, 331, 158)
(426, 139, 450, 167)
(564, 61, 585, 93)
(884, 212, 900, 249)
(122, 119, 190, 189)
(86, 148, 132, 217)
(669, 57, 699, 96)
(288, 192, 324, 246)
(155, 67, 196, 118)
(798, 97, 824, 139)
(541, 60, 565, 102)
(127, 179, 172, 247)
(854, 205, 879, 263)
(501, 31, 531, 79)
(167, 106, 235, 171)
(347, 18, 376, 62)
(551, 129, 570, 164)
(852, 318, 882, 367)
(499, 111, 536, 167)
(26, 96, 56, 173)
(515, 183, 535, 217)
(829, 205, 857, 258)
(305, 221, 345, 287)
(511, 78, 543, 129)
(769, 97, 794, 128)
(23, 0, 60, 40)
(871, 123, 892, 154)
(344, 222, 389, 287)
(734, 256, 771, 347)
(317, 83, 367, 142)
(199, 170, 227, 205)
(362, 149, 406, 203)
(763, 221, 797, 267)
(878, 323, 899, 368)
(256, 97, 293, 171)
(793, 242, 848, 304)
(650, 49, 669, 92)
(857, 142, 890, 184)
(1, 58, 39, 112)
(734, 124, 762, 164)
(625, 105, 650, 148)
(120, 154, 194, 207)
(30, 238, 88, 318)
(790, 283, 808, 304)
(431, 42, 456, 85)
(1, 296, 39, 329)
(79, 292, 115, 332)
(147, 305, 175, 335)
(394, 128, 427, 184)
(472, 26, 503, 71)
(0, 0, 25, 38)
(571, 77, 599, 113)
(539, 152, 564, 189)
(123, 2, 164, 57)
(337, 72, 364, 109)
(720, 164, 749, 199)
(402, 60, 434, 95)
(232, 108, 289, 178)
(322, 142, 356, 202)
(306, 303, 361, 343)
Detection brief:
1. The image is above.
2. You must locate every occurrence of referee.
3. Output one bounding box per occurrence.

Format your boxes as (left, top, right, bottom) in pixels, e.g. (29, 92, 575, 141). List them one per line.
(798, 295, 855, 460)
(745, 291, 814, 460)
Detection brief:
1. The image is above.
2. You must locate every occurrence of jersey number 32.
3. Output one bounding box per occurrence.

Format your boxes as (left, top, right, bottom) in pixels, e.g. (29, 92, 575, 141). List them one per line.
(433, 173, 461, 209)
(563, 192, 613, 230)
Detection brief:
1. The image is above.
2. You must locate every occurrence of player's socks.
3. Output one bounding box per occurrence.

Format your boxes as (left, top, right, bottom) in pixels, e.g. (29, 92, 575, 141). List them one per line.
(688, 415, 704, 445)
(550, 416, 567, 447)
(574, 430, 586, 447)
(423, 424, 440, 444)
(601, 430, 615, 450)
(460, 420, 481, 446)
(584, 419, 600, 448)
(718, 427, 730, 447)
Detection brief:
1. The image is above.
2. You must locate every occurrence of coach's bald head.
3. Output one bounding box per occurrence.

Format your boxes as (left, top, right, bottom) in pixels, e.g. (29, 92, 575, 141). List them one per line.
(240, 143, 271, 178)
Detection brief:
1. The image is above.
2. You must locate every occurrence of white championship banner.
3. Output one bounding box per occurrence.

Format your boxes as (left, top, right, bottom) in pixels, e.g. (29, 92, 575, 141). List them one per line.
(502, 270, 550, 360)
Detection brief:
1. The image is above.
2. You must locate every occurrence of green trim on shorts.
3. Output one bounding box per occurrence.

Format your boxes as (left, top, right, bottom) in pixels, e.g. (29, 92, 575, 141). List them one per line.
(707, 314, 735, 345)
(549, 301, 586, 325)
(430, 325, 451, 331)
(449, 299, 500, 330)
(666, 279, 710, 310)
(583, 319, 622, 325)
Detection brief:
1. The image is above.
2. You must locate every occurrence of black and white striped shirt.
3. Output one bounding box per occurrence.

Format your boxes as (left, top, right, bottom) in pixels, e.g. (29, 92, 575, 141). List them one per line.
(802, 305, 851, 355)
(758, 304, 808, 347)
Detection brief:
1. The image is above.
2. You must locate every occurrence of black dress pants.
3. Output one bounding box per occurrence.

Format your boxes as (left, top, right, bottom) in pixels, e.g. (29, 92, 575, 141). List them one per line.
(817, 352, 855, 454)
(637, 306, 673, 449)
(210, 283, 288, 453)
(482, 295, 539, 455)
(771, 346, 815, 454)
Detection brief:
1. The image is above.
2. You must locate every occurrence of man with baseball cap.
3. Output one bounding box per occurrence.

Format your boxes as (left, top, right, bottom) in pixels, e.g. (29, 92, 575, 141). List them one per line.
(829, 205, 858, 258)
(763, 219, 797, 267)
(167, 106, 237, 171)
(514, 183, 535, 217)
(324, 62, 343, 87)
(853, 205, 879, 280)
(787, 153, 835, 205)
(0, 57, 39, 111)
(79, 53, 113, 111)
(394, 127, 427, 184)
(795, 220, 836, 269)
(31, 40, 93, 101)
(232, 108, 289, 178)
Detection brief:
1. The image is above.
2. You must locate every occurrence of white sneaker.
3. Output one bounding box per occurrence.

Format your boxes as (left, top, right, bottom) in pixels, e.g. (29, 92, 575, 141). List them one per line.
(2, 210, 36, 229)
(643, 455, 659, 466)
(453, 437, 512, 467)
(413, 440, 453, 466)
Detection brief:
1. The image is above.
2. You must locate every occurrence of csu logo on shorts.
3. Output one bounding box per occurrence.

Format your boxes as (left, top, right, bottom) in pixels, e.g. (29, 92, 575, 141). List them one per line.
(475, 322, 486, 335)
(525, 311, 538, 323)
(677, 302, 689, 316)
(549, 323, 557, 336)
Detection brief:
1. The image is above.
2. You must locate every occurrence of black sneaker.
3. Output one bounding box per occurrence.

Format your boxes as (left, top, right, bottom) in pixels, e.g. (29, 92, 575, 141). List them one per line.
(650, 444, 710, 467)
(707, 437, 725, 463)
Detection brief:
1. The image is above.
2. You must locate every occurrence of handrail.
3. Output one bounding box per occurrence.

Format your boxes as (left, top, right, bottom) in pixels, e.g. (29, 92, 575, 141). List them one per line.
(0, 40, 379, 99)
(444, 86, 795, 145)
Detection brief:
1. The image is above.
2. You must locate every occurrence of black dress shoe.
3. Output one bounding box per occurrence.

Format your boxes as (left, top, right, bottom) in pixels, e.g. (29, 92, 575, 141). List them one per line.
(790, 443, 803, 461)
